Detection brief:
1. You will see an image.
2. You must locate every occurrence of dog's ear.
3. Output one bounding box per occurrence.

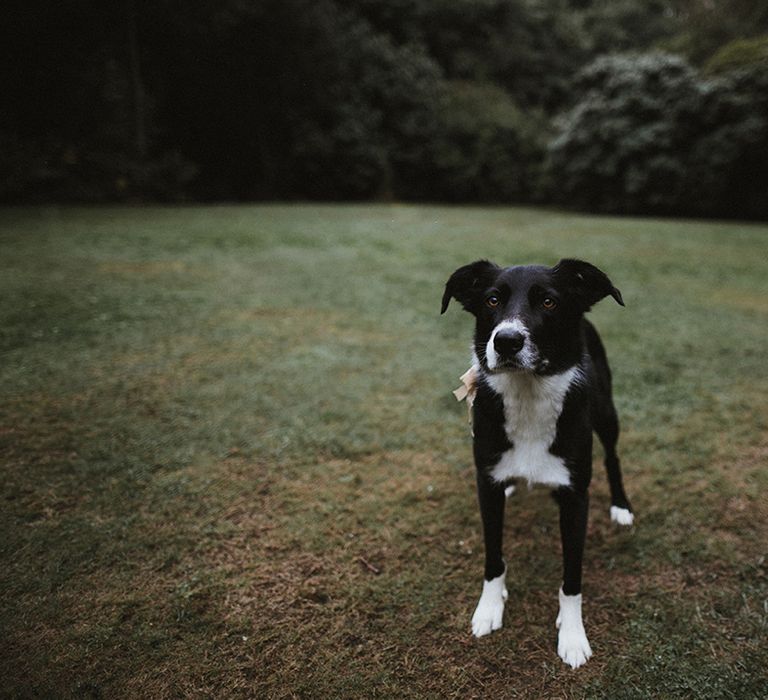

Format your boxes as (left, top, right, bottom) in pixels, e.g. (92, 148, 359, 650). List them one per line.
(441, 260, 500, 314)
(552, 259, 624, 310)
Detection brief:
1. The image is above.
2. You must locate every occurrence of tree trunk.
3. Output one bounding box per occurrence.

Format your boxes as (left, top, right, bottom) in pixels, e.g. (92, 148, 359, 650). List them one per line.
(127, 0, 147, 160)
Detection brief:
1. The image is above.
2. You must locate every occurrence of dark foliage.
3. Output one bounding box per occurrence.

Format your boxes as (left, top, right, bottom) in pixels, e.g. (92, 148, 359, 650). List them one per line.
(688, 64, 768, 218)
(546, 53, 704, 214)
(1, 0, 766, 215)
(546, 52, 768, 217)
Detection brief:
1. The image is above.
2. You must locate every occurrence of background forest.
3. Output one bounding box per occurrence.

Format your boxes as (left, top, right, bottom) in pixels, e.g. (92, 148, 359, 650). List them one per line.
(3, 0, 768, 217)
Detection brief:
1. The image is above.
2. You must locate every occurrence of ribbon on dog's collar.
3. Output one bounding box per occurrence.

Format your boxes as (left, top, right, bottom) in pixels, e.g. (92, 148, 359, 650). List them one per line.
(453, 365, 479, 433)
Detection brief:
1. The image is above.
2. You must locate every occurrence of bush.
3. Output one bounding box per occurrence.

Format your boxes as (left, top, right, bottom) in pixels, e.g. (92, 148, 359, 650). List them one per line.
(429, 82, 548, 202)
(704, 34, 768, 75)
(546, 52, 704, 214)
(546, 49, 768, 218)
(283, 4, 549, 203)
(686, 64, 768, 218)
(277, 2, 447, 200)
(0, 131, 197, 203)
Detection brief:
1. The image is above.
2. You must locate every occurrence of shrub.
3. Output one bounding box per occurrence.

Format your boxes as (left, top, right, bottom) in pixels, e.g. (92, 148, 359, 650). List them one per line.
(546, 52, 704, 214)
(704, 34, 768, 75)
(429, 82, 548, 202)
(686, 64, 768, 218)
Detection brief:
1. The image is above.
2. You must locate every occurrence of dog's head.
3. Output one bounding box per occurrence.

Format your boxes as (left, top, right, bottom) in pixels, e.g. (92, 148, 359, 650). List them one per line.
(441, 259, 624, 375)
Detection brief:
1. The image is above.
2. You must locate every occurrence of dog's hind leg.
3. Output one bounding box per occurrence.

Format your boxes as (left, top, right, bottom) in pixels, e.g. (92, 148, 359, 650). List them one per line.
(585, 320, 633, 525)
(594, 401, 634, 525)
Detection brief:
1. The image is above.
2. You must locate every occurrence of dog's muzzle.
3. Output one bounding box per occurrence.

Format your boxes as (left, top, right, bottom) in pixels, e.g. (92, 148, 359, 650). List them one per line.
(494, 330, 525, 359)
(486, 320, 538, 371)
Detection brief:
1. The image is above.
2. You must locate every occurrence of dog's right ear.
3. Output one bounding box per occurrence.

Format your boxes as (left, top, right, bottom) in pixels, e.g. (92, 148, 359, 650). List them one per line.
(441, 260, 500, 314)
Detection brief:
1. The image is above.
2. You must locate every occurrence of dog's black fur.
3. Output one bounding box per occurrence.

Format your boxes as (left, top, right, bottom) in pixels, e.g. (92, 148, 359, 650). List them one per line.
(441, 259, 633, 665)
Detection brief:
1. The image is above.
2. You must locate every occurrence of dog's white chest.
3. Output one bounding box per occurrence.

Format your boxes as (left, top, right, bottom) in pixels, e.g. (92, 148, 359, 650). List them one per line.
(486, 369, 578, 487)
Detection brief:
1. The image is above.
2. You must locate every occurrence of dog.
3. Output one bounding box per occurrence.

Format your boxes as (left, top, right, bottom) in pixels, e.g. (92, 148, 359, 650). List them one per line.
(441, 258, 634, 668)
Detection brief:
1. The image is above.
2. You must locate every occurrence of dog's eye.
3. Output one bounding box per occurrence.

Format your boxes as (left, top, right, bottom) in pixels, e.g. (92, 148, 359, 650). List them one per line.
(542, 297, 557, 310)
(486, 295, 500, 308)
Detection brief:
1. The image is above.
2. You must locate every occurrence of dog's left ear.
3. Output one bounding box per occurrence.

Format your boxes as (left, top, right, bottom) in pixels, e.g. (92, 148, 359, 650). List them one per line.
(441, 259, 500, 314)
(553, 259, 624, 310)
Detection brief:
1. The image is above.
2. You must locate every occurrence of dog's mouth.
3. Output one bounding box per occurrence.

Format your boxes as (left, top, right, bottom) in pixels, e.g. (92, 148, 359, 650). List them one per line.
(490, 360, 526, 373)
(485, 357, 551, 375)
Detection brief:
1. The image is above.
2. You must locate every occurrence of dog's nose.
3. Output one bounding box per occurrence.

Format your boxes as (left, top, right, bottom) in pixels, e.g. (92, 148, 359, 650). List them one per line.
(494, 331, 525, 357)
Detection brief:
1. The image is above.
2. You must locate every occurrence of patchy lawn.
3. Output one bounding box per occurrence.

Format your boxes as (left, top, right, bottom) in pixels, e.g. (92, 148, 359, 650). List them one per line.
(1, 204, 766, 698)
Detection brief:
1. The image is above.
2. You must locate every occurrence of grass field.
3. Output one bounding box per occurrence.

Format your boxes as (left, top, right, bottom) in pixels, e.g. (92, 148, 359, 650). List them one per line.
(1, 204, 767, 699)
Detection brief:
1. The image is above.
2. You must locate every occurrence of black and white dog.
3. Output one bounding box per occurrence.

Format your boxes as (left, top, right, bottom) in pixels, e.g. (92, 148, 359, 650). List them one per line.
(441, 258, 634, 668)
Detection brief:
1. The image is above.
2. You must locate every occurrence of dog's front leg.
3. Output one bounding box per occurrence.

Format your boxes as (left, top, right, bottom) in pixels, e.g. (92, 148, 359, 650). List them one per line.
(471, 470, 507, 637)
(554, 487, 592, 668)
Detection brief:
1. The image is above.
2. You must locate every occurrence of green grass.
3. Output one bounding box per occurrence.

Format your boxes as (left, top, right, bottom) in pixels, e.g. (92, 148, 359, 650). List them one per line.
(1, 204, 767, 698)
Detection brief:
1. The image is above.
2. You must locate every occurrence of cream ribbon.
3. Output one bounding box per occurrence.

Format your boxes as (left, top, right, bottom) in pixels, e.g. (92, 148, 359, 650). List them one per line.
(453, 365, 479, 432)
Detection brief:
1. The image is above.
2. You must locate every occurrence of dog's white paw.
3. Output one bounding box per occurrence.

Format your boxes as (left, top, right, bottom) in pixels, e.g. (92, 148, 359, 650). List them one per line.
(558, 625, 593, 668)
(471, 572, 507, 637)
(504, 484, 516, 498)
(610, 506, 634, 526)
(556, 588, 592, 668)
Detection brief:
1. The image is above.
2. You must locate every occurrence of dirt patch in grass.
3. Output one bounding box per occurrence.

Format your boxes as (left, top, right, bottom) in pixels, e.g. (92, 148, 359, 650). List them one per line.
(98, 260, 190, 276)
(3, 436, 765, 697)
(104, 443, 756, 698)
(709, 288, 768, 314)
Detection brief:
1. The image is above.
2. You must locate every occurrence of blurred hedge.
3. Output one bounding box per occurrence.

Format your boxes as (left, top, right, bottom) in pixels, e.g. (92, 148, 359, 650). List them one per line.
(1, 0, 767, 217)
(546, 51, 768, 217)
(704, 34, 768, 74)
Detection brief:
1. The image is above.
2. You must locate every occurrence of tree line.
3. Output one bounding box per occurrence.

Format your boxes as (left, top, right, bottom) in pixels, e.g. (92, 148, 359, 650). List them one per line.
(2, 0, 767, 217)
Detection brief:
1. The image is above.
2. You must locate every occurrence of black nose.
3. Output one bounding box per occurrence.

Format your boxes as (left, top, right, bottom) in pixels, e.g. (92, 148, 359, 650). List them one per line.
(494, 331, 525, 357)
